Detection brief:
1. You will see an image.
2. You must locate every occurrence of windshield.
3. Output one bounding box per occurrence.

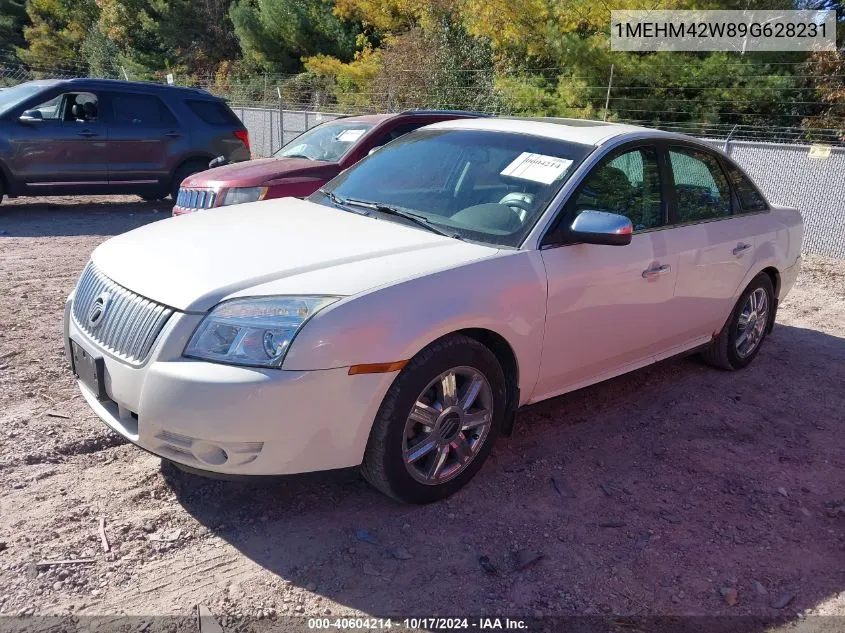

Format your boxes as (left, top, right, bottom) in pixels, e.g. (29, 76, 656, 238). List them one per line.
(311, 129, 594, 247)
(274, 120, 374, 162)
(0, 82, 52, 116)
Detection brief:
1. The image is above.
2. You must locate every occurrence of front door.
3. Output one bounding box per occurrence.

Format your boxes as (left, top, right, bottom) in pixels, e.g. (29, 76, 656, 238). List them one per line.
(533, 145, 680, 401)
(9, 91, 109, 191)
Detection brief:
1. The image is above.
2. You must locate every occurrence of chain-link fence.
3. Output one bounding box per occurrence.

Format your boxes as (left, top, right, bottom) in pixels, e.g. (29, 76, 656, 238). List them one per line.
(1, 64, 843, 258)
(721, 140, 845, 258)
(228, 107, 345, 158)
(3, 60, 844, 145)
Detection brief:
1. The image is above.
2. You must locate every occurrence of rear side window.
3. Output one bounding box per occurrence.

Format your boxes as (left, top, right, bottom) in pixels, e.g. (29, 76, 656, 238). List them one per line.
(186, 100, 241, 126)
(724, 162, 768, 212)
(111, 93, 176, 126)
(668, 147, 732, 223)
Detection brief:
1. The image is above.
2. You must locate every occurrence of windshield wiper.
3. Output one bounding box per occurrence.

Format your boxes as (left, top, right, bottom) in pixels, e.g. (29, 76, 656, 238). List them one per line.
(318, 189, 368, 215)
(280, 153, 312, 160)
(342, 198, 461, 240)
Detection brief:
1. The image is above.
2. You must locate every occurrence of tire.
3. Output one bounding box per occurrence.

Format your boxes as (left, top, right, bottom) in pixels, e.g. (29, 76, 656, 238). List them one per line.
(701, 272, 775, 371)
(361, 334, 507, 504)
(170, 160, 209, 201)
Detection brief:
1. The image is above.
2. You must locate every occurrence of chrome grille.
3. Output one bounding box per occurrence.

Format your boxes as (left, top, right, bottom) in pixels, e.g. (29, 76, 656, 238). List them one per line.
(71, 262, 174, 366)
(176, 187, 216, 210)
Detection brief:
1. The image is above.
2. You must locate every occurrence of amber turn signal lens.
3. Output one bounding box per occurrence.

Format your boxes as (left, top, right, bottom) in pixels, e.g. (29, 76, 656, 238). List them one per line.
(348, 360, 408, 375)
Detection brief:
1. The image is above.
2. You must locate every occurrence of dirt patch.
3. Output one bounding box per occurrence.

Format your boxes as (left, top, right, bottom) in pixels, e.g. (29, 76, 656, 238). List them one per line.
(1, 198, 844, 628)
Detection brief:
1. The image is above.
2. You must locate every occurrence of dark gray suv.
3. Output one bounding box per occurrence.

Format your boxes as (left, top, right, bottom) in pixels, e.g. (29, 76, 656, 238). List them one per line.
(0, 78, 250, 203)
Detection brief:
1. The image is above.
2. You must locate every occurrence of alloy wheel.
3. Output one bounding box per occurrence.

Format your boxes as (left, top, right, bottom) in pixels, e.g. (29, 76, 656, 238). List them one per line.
(402, 366, 493, 485)
(735, 287, 769, 358)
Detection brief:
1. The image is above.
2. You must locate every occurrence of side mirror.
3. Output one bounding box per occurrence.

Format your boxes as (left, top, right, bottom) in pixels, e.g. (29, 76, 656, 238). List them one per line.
(567, 210, 633, 246)
(19, 110, 43, 124)
(208, 156, 227, 169)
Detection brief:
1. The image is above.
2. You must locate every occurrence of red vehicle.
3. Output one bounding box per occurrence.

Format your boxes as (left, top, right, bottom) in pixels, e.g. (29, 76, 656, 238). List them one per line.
(172, 110, 485, 215)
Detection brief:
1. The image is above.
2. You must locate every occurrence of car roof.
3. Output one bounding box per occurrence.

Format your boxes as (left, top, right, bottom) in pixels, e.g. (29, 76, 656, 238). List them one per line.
(333, 114, 395, 124)
(37, 78, 220, 99)
(323, 110, 487, 125)
(425, 116, 664, 146)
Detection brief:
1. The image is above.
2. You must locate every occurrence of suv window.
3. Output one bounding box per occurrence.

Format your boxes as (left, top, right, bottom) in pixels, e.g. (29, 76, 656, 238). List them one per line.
(112, 93, 176, 126)
(572, 146, 663, 231)
(669, 147, 731, 223)
(29, 92, 98, 122)
(186, 100, 240, 126)
(724, 162, 768, 212)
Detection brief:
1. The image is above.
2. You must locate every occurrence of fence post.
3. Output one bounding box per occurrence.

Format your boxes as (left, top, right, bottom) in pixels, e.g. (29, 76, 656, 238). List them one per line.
(603, 64, 614, 122)
(277, 87, 284, 149)
(268, 106, 274, 154)
(724, 124, 737, 155)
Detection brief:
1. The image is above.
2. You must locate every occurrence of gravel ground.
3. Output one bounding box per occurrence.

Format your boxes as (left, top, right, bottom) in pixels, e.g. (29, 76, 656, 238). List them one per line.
(1, 196, 844, 630)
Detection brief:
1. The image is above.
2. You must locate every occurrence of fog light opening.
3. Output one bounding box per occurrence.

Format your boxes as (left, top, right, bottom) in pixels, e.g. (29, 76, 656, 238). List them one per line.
(192, 442, 229, 466)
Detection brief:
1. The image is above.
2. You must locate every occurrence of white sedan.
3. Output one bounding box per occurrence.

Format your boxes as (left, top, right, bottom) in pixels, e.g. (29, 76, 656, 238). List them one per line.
(64, 117, 803, 503)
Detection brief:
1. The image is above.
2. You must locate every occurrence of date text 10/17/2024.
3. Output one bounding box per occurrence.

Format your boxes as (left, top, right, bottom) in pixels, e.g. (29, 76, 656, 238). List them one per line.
(307, 617, 530, 630)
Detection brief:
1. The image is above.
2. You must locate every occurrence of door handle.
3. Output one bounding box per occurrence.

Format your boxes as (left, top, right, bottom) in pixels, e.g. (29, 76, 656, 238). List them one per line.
(732, 242, 752, 256)
(164, 131, 181, 138)
(77, 130, 98, 137)
(642, 264, 671, 279)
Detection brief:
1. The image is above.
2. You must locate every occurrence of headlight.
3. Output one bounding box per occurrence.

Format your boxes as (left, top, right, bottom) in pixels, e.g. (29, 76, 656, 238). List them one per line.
(220, 186, 268, 206)
(184, 296, 339, 368)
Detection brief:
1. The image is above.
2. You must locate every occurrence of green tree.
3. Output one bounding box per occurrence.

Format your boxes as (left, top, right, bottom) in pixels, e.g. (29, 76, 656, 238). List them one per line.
(230, 0, 358, 72)
(19, 0, 99, 71)
(0, 0, 28, 62)
(80, 27, 122, 78)
(97, 0, 241, 77)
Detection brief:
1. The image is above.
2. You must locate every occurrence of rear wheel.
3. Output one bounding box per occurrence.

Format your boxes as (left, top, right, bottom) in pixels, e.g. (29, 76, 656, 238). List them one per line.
(361, 334, 506, 504)
(170, 160, 209, 201)
(702, 273, 775, 370)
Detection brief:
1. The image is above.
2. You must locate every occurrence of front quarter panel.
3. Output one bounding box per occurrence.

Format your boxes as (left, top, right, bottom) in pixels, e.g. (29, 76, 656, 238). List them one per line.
(282, 250, 548, 405)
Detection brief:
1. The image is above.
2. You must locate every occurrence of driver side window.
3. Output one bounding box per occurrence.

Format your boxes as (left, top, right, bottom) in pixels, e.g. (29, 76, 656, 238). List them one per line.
(573, 146, 663, 231)
(28, 92, 99, 123)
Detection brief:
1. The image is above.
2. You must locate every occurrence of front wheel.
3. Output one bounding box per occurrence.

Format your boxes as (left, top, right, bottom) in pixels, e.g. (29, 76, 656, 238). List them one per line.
(361, 334, 507, 504)
(702, 272, 775, 370)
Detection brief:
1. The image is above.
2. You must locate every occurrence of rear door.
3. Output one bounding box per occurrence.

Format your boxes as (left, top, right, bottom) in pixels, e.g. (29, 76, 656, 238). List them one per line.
(9, 90, 110, 190)
(105, 91, 186, 187)
(657, 143, 760, 356)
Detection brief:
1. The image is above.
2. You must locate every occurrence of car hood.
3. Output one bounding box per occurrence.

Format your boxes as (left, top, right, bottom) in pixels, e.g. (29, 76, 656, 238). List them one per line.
(92, 198, 499, 312)
(183, 157, 333, 188)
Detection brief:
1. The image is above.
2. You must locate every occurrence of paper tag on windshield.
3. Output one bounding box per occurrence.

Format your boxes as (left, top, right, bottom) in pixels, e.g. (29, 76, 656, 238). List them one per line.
(501, 153, 573, 184)
(337, 129, 367, 143)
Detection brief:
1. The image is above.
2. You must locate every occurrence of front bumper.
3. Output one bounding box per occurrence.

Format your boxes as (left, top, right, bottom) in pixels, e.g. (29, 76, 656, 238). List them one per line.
(64, 299, 395, 476)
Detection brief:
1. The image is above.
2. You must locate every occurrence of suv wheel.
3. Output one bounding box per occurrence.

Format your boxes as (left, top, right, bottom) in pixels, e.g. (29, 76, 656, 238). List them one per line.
(361, 334, 507, 504)
(170, 160, 209, 201)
